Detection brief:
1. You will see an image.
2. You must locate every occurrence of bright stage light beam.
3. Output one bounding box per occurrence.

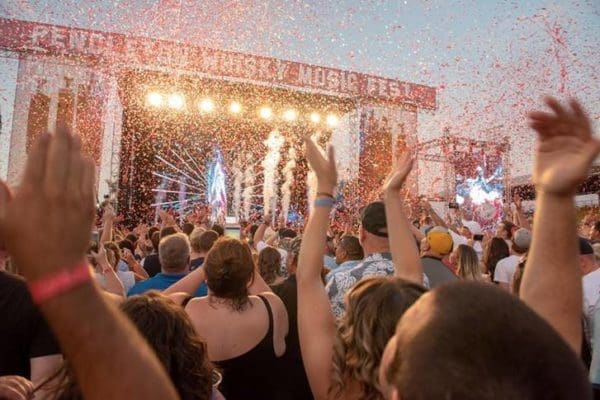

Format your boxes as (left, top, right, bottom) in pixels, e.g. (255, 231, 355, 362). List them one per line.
(326, 114, 339, 127)
(229, 101, 242, 114)
(147, 92, 163, 107)
(310, 112, 321, 123)
(199, 98, 215, 113)
(283, 109, 298, 122)
(167, 93, 185, 110)
(259, 107, 273, 120)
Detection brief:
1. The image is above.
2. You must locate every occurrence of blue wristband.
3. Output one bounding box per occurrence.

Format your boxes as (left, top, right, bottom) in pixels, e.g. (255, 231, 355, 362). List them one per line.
(314, 197, 334, 208)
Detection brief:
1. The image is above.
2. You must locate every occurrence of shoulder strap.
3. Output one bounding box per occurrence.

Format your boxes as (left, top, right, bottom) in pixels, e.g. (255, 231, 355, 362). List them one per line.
(180, 295, 193, 308)
(256, 294, 274, 336)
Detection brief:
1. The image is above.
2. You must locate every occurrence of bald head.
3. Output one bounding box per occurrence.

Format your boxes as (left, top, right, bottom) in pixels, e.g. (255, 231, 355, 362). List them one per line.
(380, 282, 591, 400)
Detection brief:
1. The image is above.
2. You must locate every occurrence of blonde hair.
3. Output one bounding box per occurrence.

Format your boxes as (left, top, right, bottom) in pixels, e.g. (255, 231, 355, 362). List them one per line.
(331, 277, 426, 400)
(456, 244, 481, 280)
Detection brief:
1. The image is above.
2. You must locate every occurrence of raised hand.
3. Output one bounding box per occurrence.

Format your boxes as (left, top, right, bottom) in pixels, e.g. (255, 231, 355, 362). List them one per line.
(103, 204, 116, 222)
(0, 126, 95, 281)
(529, 97, 600, 196)
(513, 193, 523, 211)
(303, 136, 337, 194)
(91, 245, 111, 273)
(384, 152, 414, 195)
(0, 375, 34, 400)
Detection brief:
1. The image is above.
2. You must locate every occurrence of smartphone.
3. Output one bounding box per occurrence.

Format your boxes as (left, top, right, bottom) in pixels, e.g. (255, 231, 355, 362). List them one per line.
(91, 231, 99, 245)
(473, 234, 484, 241)
(448, 202, 459, 209)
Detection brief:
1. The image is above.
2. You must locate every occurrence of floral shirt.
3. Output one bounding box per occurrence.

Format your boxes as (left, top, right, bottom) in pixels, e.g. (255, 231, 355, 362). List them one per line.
(326, 252, 429, 318)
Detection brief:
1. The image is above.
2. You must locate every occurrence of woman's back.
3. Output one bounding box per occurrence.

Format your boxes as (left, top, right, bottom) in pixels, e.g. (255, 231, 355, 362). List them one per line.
(186, 293, 289, 400)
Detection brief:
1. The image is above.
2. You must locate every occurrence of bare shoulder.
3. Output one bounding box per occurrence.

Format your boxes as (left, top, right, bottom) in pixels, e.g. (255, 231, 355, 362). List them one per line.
(184, 297, 209, 318)
(258, 291, 285, 307)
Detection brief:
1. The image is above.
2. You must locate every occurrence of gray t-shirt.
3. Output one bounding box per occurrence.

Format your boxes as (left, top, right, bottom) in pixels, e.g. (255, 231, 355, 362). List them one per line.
(421, 256, 458, 288)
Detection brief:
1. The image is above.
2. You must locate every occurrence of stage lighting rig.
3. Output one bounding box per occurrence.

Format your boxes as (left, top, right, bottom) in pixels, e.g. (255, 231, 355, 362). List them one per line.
(167, 93, 185, 110)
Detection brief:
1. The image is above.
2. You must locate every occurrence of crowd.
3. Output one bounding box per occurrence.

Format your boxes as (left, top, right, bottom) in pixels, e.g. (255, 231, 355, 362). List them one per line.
(0, 97, 598, 399)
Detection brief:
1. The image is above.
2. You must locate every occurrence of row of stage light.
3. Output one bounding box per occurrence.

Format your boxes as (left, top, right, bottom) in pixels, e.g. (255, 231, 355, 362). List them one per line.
(146, 92, 340, 127)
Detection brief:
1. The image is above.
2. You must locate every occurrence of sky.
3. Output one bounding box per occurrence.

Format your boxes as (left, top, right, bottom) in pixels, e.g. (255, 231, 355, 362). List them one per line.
(0, 0, 599, 180)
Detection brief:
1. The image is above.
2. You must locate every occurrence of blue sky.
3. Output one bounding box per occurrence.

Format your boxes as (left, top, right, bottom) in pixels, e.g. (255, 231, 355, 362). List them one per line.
(1, 0, 599, 178)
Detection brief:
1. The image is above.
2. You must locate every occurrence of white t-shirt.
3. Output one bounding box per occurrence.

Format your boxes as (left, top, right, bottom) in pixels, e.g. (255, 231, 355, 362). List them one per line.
(493, 255, 521, 287)
(583, 269, 600, 323)
(94, 270, 136, 294)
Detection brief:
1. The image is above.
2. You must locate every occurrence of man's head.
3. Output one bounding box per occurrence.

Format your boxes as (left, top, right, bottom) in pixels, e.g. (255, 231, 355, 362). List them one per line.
(159, 233, 191, 274)
(189, 229, 219, 256)
(279, 228, 297, 239)
(335, 235, 364, 265)
(211, 224, 225, 237)
(359, 202, 390, 254)
(125, 233, 138, 247)
(425, 227, 453, 258)
(181, 222, 195, 236)
(589, 221, 600, 243)
(160, 226, 178, 239)
(579, 237, 598, 275)
(511, 228, 531, 255)
(461, 220, 482, 239)
(379, 282, 591, 400)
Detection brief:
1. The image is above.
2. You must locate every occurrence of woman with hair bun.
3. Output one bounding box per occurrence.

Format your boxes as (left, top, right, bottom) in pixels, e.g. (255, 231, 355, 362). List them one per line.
(185, 237, 290, 400)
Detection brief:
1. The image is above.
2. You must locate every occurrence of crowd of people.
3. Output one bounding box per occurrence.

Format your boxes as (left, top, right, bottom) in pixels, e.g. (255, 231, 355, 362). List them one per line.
(0, 97, 599, 399)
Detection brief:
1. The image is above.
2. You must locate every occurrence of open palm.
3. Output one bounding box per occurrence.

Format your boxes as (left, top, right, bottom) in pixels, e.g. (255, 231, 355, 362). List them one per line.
(529, 98, 600, 196)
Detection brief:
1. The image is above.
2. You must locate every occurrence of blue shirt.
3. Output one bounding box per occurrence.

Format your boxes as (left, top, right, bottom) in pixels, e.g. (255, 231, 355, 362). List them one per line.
(127, 272, 208, 297)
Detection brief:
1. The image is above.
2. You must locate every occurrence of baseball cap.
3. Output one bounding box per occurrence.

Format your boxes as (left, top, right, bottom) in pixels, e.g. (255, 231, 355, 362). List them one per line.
(580, 237, 594, 255)
(512, 228, 532, 250)
(360, 202, 388, 238)
(426, 227, 453, 255)
(461, 220, 482, 236)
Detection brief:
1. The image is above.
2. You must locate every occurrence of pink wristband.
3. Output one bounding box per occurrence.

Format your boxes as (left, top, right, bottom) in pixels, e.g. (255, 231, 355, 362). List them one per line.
(29, 261, 92, 304)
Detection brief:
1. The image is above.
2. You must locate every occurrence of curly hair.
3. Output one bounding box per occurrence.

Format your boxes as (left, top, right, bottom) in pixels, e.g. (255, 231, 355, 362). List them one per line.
(205, 237, 254, 312)
(47, 292, 216, 400)
(330, 277, 426, 400)
(258, 246, 282, 284)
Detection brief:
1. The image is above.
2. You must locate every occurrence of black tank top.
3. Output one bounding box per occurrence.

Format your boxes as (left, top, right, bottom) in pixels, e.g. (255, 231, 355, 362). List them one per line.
(215, 295, 290, 400)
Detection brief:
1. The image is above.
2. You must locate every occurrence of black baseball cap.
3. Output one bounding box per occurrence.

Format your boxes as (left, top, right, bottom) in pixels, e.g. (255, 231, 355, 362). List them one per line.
(580, 237, 594, 255)
(360, 201, 388, 238)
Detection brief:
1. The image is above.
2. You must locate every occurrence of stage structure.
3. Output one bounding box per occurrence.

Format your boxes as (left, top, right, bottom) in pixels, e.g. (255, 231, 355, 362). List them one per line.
(0, 18, 437, 223)
(416, 127, 511, 208)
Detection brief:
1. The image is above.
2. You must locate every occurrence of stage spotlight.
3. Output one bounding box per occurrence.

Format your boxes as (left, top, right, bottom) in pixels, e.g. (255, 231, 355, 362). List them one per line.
(259, 106, 273, 120)
(199, 98, 215, 113)
(326, 114, 339, 127)
(310, 112, 321, 123)
(283, 109, 298, 122)
(229, 101, 242, 114)
(167, 93, 185, 110)
(147, 92, 163, 107)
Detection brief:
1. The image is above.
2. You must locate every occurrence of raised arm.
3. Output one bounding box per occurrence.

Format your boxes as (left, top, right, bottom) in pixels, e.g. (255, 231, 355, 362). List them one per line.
(0, 127, 179, 400)
(92, 246, 125, 297)
(383, 152, 423, 284)
(253, 216, 270, 249)
(521, 98, 600, 353)
(513, 193, 532, 230)
(99, 205, 114, 244)
(296, 137, 338, 400)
